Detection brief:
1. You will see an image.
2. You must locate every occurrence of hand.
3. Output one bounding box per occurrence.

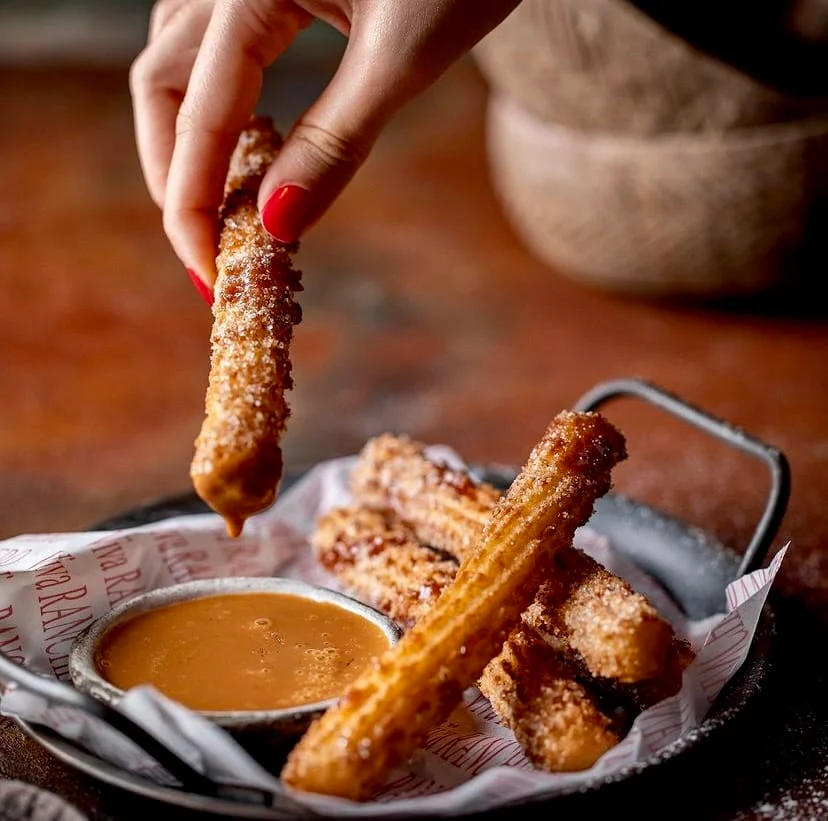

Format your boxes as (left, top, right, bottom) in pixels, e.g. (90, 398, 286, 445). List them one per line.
(130, 0, 520, 290)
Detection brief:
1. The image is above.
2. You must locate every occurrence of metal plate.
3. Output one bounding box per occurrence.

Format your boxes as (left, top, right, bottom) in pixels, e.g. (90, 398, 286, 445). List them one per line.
(14, 473, 777, 819)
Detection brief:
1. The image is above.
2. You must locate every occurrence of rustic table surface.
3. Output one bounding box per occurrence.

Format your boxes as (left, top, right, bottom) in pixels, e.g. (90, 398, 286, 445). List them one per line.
(1, 48, 828, 821)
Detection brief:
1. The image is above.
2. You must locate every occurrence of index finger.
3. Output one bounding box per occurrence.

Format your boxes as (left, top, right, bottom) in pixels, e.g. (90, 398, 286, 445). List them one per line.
(163, 0, 309, 284)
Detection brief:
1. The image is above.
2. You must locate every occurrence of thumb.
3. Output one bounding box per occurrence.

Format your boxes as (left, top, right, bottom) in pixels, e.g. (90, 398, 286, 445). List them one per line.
(258, 35, 407, 243)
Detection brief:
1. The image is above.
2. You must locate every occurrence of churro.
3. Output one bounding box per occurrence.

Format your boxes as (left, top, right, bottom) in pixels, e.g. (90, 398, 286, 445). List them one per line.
(190, 117, 303, 537)
(523, 551, 675, 683)
(313, 504, 625, 772)
(281, 410, 627, 799)
(350, 432, 683, 683)
(479, 626, 622, 772)
(350, 433, 499, 560)
(312, 505, 458, 630)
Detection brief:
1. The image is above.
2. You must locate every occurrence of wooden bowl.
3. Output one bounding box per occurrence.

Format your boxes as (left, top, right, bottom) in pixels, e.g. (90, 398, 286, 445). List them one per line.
(485, 94, 828, 297)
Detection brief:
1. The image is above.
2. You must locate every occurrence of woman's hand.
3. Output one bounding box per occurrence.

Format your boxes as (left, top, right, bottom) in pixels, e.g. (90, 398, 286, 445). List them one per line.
(130, 0, 520, 291)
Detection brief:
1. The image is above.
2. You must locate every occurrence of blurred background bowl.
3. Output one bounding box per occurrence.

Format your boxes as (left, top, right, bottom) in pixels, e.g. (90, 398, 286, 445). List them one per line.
(474, 0, 828, 298)
(484, 94, 828, 298)
(472, 0, 828, 136)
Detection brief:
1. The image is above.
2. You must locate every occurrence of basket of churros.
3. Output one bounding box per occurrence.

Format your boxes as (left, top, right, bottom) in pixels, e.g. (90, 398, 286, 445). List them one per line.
(0, 376, 789, 818)
(0, 120, 790, 818)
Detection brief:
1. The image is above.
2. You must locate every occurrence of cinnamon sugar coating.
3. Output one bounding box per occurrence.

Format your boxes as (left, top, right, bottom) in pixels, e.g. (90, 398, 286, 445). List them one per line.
(479, 626, 621, 772)
(190, 118, 302, 537)
(524, 551, 676, 684)
(309, 428, 694, 779)
(281, 411, 627, 800)
(350, 433, 499, 560)
(349, 431, 690, 684)
(312, 505, 458, 630)
(312, 502, 624, 773)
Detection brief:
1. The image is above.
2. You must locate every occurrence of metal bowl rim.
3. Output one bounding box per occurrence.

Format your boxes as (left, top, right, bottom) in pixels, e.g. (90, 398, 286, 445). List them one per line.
(68, 575, 403, 728)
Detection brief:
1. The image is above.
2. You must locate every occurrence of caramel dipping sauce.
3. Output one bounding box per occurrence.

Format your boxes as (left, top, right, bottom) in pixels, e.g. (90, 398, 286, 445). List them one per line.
(93, 592, 391, 712)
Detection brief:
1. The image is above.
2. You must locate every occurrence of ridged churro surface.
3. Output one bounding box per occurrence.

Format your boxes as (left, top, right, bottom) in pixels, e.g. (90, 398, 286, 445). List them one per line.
(350, 433, 499, 561)
(349, 432, 683, 683)
(479, 626, 621, 772)
(190, 117, 302, 537)
(311, 506, 458, 630)
(281, 411, 627, 800)
(523, 549, 673, 683)
(314, 503, 625, 772)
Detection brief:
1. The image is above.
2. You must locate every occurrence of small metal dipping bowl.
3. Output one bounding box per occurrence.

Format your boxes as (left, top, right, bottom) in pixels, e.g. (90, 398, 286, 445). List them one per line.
(68, 577, 402, 739)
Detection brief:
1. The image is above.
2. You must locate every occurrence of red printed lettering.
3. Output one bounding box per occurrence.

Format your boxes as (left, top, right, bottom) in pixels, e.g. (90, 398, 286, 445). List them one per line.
(642, 720, 683, 749)
(38, 585, 89, 613)
(464, 693, 499, 723)
(42, 611, 94, 658)
(92, 542, 129, 573)
(466, 737, 519, 774)
(38, 585, 92, 681)
(105, 568, 145, 605)
(224, 544, 265, 576)
(708, 611, 749, 642)
(154, 533, 189, 551)
(0, 604, 24, 663)
(698, 616, 750, 700)
(49, 655, 70, 679)
(157, 546, 212, 583)
(0, 629, 24, 663)
(30, 550, 65, 571)
(41, 604, 89, 630)
(34, 556, 71, 591)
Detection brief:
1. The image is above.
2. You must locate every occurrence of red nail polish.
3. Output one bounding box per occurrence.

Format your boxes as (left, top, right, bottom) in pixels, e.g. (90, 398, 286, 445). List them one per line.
(261, 185, 312, 243)
(186, 268, 214, 306)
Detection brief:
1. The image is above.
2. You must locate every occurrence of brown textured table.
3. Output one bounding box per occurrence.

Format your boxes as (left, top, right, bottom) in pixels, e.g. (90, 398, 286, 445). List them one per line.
(1, 58, 828, 820)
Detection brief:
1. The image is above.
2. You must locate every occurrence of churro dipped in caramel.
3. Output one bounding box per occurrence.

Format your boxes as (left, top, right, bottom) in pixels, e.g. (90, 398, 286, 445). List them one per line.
(190, 118, 302, 537)
(281, 411, 627, 800)
(350, 432, 687, 684)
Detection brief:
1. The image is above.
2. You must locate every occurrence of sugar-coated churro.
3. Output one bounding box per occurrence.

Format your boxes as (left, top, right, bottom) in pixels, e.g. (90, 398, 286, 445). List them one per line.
(593, 637, 695, 712)
(281, 411, 627, 799)
(479, 626, 622, 772)
(522, 550, 676, 684)
(350, 433, 500, 561)
(349, 432, 683, 683)
(311, 505, 458, 630)
(313, 504, 625, 771)
(190, 117, 303, 537)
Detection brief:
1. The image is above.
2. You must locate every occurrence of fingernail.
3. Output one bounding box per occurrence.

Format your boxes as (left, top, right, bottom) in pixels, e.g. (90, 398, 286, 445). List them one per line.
(261, 185, 312, 243)
(186, 268, 214, 306)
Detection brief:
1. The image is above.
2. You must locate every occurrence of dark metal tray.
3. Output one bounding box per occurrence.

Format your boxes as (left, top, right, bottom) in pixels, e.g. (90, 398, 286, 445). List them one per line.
(14, 378, 791, 818)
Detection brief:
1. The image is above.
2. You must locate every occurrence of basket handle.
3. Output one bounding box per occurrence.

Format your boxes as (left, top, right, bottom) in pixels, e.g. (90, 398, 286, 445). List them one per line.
(572, 378, 791, 579)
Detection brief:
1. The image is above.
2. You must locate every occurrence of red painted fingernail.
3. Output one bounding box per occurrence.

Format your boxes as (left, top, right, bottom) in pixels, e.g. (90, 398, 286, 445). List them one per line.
(261, 185, 312, 243)
(186, 268, 213, 306)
